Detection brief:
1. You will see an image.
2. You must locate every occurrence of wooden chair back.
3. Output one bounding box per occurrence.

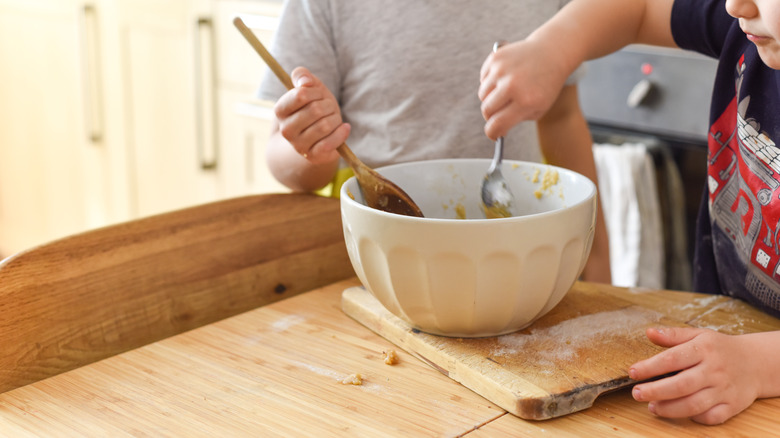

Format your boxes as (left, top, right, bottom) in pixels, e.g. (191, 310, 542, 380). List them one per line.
(0, 193, 354, 393)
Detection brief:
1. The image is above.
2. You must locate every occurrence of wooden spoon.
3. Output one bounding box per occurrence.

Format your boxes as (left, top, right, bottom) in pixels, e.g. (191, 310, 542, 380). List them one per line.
(234, 17, 424, 217)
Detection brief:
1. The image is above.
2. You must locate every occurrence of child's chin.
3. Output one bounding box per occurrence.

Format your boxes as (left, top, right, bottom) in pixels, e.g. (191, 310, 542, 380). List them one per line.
(756, 48, 780, 70)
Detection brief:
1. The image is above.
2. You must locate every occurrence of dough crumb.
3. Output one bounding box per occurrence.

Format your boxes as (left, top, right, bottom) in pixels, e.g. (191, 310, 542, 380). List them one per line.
(533, 168, 560, 199)
(454, 203, 467, 219)
(341, 373, 363, 385)
(382, 350, 399, 365)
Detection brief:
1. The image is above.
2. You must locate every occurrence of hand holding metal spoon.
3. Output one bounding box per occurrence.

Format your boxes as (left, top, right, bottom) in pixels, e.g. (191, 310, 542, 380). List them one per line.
(480, 42, 517, 219)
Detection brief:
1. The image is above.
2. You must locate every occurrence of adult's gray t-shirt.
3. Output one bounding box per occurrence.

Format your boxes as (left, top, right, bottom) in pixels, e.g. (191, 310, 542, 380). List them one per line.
(258, 0, 575, 169)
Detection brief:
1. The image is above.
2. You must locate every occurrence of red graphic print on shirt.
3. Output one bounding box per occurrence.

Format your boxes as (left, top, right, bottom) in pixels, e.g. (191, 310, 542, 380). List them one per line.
(707, 55, 780, 280)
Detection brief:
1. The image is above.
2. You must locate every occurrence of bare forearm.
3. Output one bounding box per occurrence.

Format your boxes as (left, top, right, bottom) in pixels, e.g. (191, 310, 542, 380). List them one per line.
(264, 68, 346, 193)
(265, 125, 340, 193)
(527, 0, 677, 76)
(538, 86, 611, 283)
(536, 88, 597, 180)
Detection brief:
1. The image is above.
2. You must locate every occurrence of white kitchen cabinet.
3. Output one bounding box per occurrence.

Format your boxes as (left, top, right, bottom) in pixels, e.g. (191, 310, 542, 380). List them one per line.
(219, 93, 288, 196)
(0, 0, 288, 257)
(213, 0, 289, 197)
(119, 0, 287, 219)
(117, 0, 224, 218)
(0, 0, 124, 256)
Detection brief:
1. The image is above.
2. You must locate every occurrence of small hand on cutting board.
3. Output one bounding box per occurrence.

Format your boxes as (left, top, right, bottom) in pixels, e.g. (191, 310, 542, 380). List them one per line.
(628, 327, 780, 425)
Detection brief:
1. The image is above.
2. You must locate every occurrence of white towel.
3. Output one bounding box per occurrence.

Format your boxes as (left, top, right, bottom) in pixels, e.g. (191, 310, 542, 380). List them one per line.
(593, 143, 665, 289)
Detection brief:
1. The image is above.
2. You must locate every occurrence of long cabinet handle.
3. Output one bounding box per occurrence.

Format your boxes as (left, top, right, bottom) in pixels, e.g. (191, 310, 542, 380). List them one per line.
(194, 17, 218, 170)
(80, 4, 103, 144)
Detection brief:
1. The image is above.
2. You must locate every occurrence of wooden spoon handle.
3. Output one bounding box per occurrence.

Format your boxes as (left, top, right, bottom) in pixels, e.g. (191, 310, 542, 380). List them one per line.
(234, 17, 361, 168)
(233, 17, 294, 90)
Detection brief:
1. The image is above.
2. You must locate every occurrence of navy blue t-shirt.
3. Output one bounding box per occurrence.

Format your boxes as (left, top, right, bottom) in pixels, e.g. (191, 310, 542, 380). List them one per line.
(672, 0, 780, 317)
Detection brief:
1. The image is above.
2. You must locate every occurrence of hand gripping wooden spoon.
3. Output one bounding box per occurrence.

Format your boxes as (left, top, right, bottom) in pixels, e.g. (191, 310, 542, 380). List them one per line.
(234, 17, 424, 217)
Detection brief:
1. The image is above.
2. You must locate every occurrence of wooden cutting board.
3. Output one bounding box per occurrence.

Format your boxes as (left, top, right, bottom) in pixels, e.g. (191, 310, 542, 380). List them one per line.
(341, 282, 780, 420)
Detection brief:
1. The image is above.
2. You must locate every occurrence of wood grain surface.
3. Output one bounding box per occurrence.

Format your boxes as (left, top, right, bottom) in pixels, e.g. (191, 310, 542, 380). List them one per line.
(0, 193, 354, 394)
(0, 278, 504, 437)
(2, 278, 780, 437)
(342, 282, 780, 420)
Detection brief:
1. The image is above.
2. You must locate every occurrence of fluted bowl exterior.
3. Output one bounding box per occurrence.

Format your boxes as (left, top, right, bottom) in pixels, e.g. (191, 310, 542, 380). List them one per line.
(340, 159, 597, 337)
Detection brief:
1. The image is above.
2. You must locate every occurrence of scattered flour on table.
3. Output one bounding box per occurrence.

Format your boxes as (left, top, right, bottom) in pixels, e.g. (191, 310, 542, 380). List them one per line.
(627, 286, 659, 294)
(491, 308, 663, 362)
(290, 360, 382, 393)
(271, 314, 306, 332)
(291, 360, 343, 380)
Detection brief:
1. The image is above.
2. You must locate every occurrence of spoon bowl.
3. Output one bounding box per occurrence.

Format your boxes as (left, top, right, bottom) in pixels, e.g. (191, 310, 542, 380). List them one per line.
(234, 17, 423, 217)
(481, 136, 516, 218)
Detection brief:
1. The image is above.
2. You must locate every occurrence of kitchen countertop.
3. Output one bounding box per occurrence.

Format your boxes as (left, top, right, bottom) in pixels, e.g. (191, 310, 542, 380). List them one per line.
(2, 276, 779, 437)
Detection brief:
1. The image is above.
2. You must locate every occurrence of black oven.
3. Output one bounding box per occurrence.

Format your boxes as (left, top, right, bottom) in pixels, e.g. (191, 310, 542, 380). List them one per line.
(578, 45, 717, 291)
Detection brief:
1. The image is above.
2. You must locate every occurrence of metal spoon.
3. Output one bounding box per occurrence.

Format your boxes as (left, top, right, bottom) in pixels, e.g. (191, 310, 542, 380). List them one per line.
(480, 41, 516, 219)
(234, 17, 424, 217)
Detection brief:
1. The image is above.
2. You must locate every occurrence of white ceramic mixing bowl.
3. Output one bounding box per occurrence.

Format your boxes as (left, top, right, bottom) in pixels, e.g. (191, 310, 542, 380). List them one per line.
(340, 159, 597, 337)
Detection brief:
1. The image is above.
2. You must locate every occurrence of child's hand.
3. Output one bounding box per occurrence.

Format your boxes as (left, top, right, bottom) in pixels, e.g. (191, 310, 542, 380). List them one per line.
(478, 40, 571, 140)
(629, 327, 764, 425)
(273, 67, 348, 163)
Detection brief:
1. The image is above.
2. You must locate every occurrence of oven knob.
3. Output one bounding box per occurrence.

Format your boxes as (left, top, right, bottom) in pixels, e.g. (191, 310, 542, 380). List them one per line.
(627, 78, 653, 108)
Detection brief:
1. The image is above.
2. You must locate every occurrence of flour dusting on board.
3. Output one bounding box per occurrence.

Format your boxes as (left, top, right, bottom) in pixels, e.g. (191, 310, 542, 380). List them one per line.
(687, 299, 755, 334)
(492, 307, 663, 362)
(675, 295, 721, 311)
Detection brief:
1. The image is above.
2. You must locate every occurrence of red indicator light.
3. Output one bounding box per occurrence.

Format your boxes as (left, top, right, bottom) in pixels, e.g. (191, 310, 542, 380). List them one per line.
(641, 62, 653, 75)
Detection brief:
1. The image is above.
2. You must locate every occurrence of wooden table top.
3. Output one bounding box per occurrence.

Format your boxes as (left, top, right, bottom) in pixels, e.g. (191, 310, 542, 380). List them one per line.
(1, 277, 778, 437)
